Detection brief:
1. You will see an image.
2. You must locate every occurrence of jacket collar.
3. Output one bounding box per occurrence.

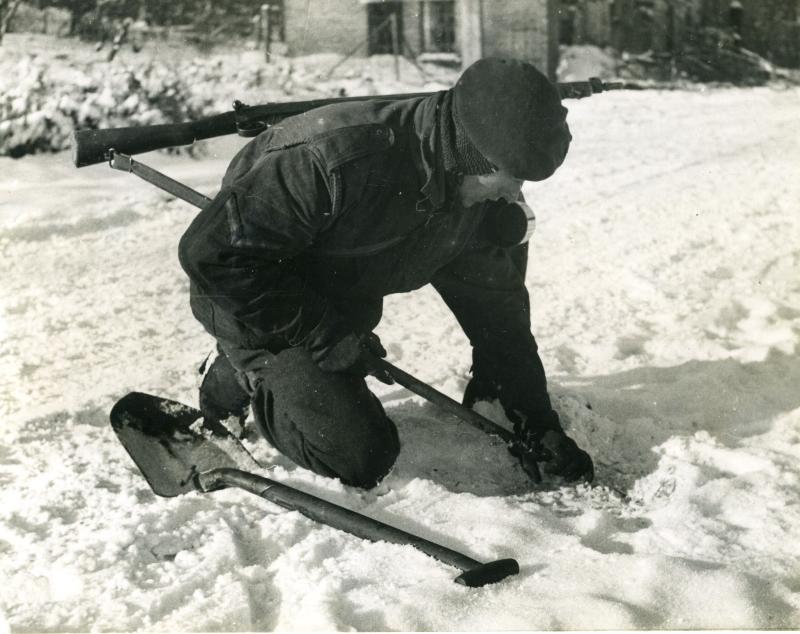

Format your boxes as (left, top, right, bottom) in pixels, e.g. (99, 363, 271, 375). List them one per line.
(412, 91, 449, 213)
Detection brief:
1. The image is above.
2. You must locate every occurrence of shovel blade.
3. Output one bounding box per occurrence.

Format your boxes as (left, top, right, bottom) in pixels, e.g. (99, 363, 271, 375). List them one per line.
(110, 392, 240, 497)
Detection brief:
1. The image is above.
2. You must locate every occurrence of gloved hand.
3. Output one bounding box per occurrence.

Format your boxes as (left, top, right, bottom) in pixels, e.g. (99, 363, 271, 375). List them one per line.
(534, 429, 594, 482)
(312, 332, 394, 384)
(510, 414, 594, 484)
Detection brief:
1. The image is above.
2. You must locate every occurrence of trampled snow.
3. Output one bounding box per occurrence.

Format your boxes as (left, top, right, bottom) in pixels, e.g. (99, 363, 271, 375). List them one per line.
(1, 57, 799, 630)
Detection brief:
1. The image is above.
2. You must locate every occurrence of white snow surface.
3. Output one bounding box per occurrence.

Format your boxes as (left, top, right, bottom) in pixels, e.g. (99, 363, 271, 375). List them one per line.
(2, 80, 800, 632)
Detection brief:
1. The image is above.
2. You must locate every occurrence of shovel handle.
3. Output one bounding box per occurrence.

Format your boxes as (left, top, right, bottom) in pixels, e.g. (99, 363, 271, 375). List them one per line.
(198, 468, 518, 587)
(374, 359, 515, 443)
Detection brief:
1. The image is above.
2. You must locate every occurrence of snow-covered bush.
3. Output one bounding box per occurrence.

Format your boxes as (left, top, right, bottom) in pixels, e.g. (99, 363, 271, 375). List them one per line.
(0, 56, 227, 158)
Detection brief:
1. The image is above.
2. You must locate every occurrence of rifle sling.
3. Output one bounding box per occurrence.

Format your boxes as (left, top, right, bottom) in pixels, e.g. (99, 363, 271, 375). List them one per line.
(109, 152, 211, 210)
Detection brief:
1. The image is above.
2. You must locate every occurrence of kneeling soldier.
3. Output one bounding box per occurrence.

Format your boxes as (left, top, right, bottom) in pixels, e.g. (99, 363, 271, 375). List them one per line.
(179, 58, 594, 488)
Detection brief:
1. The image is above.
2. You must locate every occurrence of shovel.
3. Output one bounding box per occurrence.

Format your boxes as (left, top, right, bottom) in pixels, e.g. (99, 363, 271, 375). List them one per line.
(110, 391, 519, 587)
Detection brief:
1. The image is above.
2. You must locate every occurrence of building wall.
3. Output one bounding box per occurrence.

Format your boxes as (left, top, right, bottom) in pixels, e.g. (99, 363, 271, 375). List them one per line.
(456, 0, 483, 66)
(558, 0, 613, 46)
(283, 1, 425, 60)
(482, 0, 556, 76)
(281, 0, 559, 75)
(582, 0, 613, 45)
(401, 2, 424, 56)
(283, 0, 367, 56)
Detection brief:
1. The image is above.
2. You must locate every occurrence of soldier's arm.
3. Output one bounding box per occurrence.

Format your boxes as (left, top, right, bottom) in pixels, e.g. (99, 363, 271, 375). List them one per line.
(431, 241, 560, 434)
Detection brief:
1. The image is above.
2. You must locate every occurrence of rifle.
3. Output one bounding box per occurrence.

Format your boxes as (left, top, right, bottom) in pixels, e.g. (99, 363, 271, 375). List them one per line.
(71, 78, 623, 169)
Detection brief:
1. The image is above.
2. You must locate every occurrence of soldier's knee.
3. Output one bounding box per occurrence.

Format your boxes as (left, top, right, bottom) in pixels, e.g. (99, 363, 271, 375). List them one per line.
(339, 431, 400, 489)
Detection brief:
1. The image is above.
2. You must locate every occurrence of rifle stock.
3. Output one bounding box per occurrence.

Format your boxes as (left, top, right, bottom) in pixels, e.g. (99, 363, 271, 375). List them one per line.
(72, 79, 622, 168)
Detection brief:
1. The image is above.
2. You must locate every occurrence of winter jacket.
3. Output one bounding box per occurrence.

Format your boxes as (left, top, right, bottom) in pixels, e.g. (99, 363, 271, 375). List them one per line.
(178, 91, 556, 423)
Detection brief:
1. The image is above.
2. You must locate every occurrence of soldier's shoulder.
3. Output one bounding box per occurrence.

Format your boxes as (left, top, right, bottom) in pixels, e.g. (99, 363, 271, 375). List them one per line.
(306, 123, 395, 170)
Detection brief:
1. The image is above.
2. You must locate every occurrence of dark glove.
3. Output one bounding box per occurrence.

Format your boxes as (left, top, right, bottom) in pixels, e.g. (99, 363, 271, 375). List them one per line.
(514, 428, 594, 484)
(536, 430, 594, 482)
(312, 332, 394, 384)
(510, 410, 594, 484)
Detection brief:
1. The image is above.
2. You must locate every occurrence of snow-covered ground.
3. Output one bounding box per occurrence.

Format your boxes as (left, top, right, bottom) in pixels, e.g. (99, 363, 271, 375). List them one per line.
(1, 70, 799, 630)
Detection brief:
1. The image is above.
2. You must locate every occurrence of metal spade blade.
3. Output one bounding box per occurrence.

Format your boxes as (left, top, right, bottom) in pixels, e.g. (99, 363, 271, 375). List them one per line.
(110, 391, 240, 496)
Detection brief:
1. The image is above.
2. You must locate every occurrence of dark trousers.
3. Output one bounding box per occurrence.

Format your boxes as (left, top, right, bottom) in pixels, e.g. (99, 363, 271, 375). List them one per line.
(199, 344, 400, 489)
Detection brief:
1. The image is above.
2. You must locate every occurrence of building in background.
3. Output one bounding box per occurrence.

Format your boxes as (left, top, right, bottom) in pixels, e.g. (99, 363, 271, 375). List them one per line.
(557, 0, 703, 53)
(275, 0, 559, 77)
(557, 0, 799, 66)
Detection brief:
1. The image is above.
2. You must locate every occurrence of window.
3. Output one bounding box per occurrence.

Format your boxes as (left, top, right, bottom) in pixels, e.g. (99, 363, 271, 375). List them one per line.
(424, 0, 455, 53)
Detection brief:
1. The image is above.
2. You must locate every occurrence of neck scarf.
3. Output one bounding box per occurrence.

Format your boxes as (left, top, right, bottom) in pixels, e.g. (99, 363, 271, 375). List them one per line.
(438, 90, 496, 176)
